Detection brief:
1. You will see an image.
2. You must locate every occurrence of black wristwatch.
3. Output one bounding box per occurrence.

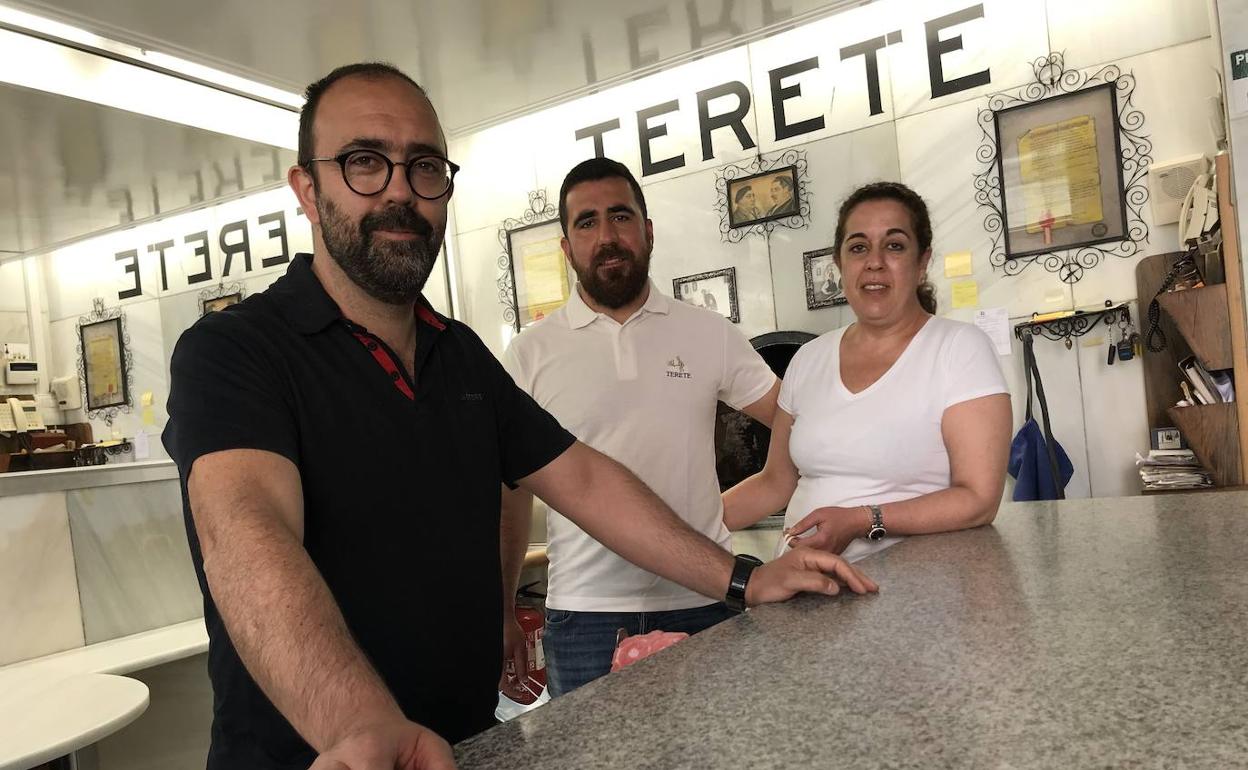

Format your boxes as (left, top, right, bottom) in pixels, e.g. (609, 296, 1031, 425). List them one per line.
(866, 504, 888, 541)
(725, 554, 763, 613)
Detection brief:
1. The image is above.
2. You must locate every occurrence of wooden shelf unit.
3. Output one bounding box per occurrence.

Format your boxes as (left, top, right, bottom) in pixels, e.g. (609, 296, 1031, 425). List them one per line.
(1135, 152, 1248, 487)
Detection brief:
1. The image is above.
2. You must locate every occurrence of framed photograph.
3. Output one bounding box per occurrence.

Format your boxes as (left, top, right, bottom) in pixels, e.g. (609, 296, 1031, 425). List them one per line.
(79, 317, 130, 411)
(672, 267, 739, 323)
(506, 218, 574, 331)
(993, 82, 1127, 260)
(201, 292, 242, 315)
(726, 165, 801, 229)
(803, 247, 847, 309)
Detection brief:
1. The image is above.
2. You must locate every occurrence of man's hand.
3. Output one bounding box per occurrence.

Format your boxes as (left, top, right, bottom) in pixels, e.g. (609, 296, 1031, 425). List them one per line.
(499, 615, 531, 701)
(308, 719, 456, 770)
(786, 506, 871, 555)
(744, 547, 878, 606)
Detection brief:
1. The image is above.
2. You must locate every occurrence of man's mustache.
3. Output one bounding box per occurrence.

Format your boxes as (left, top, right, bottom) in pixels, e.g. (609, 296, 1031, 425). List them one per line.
(593, 244, 635, 267)
(361, 207, 434, 239)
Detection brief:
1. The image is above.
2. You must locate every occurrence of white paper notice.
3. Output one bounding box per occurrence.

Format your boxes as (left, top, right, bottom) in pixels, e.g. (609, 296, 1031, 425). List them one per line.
(133, 430, 151, 460)
(974, 307, 1012, 356)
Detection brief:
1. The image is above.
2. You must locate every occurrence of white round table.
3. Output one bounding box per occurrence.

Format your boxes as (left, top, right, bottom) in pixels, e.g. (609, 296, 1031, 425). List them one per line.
(0, 673, 149, 770)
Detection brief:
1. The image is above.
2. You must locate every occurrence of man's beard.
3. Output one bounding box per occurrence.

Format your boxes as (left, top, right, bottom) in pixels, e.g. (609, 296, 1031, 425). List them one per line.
(317, 197, 442, 305)
(571, 241, 651, 310)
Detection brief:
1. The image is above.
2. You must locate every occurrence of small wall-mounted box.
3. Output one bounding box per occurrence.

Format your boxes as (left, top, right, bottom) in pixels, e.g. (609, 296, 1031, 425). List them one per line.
(3, 360, 39, 385)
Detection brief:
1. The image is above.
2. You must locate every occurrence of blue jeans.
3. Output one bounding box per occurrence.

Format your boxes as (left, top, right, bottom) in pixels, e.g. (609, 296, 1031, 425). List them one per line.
(543, 602, 736, 696)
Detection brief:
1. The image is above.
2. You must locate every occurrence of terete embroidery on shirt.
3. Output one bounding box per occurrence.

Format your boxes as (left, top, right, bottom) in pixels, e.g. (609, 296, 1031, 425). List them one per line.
(665, 356, 692, 379)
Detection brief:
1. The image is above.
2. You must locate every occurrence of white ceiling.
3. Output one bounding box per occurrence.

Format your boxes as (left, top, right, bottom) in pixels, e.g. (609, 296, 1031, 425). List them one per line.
(14, 0, 868, 134)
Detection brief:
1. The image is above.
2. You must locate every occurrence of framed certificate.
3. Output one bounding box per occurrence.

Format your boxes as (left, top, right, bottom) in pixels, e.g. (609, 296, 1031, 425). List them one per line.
(993, 82, 1127, 259)
(80, 317, 130, 411)
(505, 218, 574, 331)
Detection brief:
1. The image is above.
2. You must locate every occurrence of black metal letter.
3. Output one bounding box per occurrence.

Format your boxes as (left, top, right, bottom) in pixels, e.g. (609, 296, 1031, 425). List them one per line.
(926, 4, 991, 99)
(637, 101, 686, 176)
(770, 58, 825, 141)
(697, 81, 755, 161)
(185, 231, 213, 284)
(115, 249, 141, 300)
(575, 119, 622, 158)
(219, 220, 252, 276)
(259, 211, 290, 268)
(840, 36, 889, 117)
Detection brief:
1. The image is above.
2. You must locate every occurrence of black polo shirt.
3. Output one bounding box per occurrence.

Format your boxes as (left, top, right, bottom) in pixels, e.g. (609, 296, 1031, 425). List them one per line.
(163, 254, 574, 770)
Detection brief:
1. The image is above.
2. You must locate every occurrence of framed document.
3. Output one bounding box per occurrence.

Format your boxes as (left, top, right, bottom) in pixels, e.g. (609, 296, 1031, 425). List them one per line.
(673, 267, 739, 323)
(802, 247, 847, 310)
(80, 317, 130, 411)
(993, 82, 1127, 259)
(505, 218, 573, 331)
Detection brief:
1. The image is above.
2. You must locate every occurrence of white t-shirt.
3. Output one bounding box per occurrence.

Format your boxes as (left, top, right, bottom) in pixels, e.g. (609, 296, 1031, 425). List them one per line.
(778, 316, 1008, 562)
(504, 282, 776, 612)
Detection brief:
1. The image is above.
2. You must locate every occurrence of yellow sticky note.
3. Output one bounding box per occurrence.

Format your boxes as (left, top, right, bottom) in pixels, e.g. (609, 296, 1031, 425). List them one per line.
(951, 280, 979, 309)
(141, 406, 156, 426)
(944, 251, 973, 278)
(141, 391, 153, 407)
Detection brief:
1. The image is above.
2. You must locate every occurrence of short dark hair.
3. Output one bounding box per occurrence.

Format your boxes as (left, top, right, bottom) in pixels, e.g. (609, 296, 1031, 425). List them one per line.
(773, 175, 794, 191)
(558, 157, 648, 235)
(832, 181, 938, 314)
(298, 62, 431, 170)
(734, 185, 753, 204)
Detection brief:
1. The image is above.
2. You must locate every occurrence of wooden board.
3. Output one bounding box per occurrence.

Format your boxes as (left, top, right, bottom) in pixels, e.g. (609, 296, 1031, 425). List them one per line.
(1168, 403, 1242, 486)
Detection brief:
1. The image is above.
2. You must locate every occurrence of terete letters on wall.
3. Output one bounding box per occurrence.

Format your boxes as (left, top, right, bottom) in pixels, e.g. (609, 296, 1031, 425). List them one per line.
(974, 52, 1151, 284)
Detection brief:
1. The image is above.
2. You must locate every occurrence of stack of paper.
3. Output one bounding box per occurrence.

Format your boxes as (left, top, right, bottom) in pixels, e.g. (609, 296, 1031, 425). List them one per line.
(1136, 450, 1213, 491)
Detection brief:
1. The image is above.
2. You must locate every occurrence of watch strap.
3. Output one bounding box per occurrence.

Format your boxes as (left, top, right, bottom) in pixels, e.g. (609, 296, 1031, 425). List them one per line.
(725, 554, 762, 613)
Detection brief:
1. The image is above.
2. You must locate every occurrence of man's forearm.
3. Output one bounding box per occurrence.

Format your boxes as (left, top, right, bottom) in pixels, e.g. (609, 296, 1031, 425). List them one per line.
(202, 511, 402, 750)
(525, 442, 734, 601)
(500, 485, 534, 613)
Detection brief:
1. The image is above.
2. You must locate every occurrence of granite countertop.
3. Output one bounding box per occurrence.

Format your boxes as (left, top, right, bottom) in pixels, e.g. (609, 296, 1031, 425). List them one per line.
(455, 492, 1248, 769)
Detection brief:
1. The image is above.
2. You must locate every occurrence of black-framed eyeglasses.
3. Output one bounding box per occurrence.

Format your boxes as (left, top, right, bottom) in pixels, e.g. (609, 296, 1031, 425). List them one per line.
(307, 149, 460, 199)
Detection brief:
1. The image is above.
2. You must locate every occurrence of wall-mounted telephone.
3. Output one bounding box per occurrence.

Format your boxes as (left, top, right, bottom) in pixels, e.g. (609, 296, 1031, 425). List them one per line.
(0, 397, 45, 433)
(1178, 171, 1218, 245)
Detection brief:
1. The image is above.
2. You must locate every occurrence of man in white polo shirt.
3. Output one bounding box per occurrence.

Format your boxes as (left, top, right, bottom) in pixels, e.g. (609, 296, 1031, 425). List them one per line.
(500, 157, 780, 696)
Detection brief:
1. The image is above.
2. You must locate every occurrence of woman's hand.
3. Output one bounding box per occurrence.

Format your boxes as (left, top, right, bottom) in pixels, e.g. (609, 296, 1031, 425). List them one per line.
(786, 506, 871, 555)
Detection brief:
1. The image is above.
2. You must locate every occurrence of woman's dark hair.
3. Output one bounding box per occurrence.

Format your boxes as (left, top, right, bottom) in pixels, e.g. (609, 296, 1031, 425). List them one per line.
(832, 182, 937, 314)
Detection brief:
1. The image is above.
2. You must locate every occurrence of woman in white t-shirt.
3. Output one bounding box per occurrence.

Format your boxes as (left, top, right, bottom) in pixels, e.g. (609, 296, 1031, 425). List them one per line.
(723, 182, 1012, 561)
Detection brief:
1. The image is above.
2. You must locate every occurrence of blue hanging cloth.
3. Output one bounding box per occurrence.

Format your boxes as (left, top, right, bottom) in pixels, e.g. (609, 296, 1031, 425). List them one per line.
(1008, 333, 1074, 501)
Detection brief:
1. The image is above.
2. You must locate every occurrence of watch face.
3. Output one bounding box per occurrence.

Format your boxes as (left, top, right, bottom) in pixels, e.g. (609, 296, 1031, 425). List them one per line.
(867, 527, 886, 541)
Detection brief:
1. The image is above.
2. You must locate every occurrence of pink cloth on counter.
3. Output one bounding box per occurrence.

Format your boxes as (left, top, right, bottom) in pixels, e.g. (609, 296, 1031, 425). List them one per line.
(610, 630, 689, 672)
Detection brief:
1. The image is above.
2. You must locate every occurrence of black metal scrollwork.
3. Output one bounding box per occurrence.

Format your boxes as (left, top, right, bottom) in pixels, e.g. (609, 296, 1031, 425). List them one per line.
(75, 298, 135, 427)
(714, 149, 812, 243)
(974, 52, 1152, 284)
(1013, 303, 1131, 344)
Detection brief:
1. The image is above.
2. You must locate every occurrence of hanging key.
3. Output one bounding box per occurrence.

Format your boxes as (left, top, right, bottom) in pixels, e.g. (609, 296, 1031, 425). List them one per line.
(1117, 334, 1135, 361)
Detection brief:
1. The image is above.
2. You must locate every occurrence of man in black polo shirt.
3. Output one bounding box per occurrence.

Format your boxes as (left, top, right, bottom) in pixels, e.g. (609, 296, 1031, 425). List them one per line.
(164, 62, 877, 770)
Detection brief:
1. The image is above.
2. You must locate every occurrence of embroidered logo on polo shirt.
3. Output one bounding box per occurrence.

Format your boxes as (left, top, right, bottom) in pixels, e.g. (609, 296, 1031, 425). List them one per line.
(665, 356, 691, 379)
(461, 392, 484, 401)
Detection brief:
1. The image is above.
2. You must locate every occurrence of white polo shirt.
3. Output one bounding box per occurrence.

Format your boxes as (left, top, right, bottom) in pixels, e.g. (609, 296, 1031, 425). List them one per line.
(503, 282, 776, 612)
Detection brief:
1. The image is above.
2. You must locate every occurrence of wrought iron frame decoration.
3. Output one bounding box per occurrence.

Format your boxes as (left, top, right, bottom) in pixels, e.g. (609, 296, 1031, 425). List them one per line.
(75, 297, 135, 425)
(672, 267, 741, 323)
(974, 52, 1152, 284)
(198, 281, 246, 316)
(1013, 302, 1131, 347)
(714, 149, 811, 243)
(498, 189, 561, 331)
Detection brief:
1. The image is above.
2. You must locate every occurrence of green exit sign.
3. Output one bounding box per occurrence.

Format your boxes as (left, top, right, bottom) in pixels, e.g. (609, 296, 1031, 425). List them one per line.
(1233, 49, 1248, 80)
